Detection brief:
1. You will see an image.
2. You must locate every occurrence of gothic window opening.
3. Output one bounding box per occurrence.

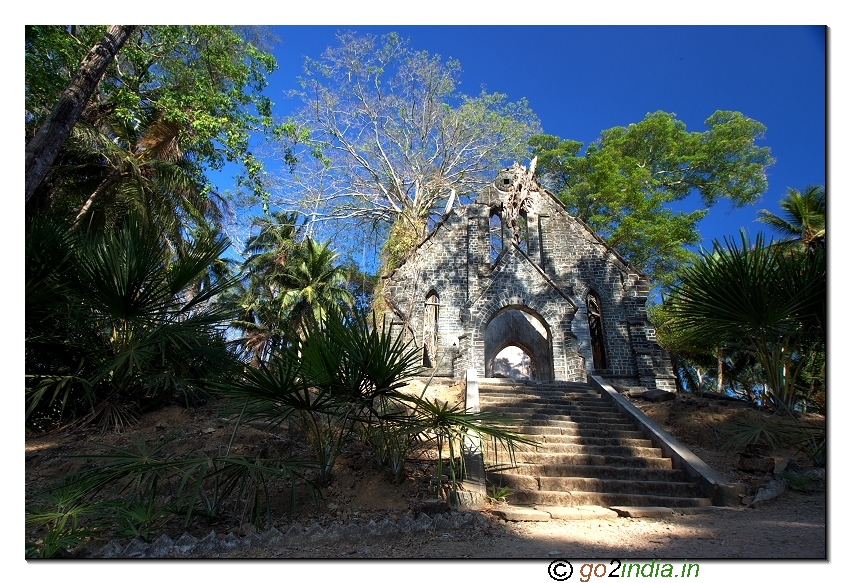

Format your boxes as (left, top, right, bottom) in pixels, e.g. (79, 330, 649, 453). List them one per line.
(587, 291, 608, 370)
(516, 209, 529, 254)
(423, 291, 440, 368)
(489, 207, 503, 265)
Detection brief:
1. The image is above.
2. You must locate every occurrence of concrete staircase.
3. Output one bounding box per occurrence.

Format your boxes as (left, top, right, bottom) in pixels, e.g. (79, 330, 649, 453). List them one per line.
(479, 380, 712, 508)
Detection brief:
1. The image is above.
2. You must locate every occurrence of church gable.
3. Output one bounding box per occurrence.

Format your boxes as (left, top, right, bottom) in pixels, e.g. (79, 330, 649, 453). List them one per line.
(381, 164, 675, 390)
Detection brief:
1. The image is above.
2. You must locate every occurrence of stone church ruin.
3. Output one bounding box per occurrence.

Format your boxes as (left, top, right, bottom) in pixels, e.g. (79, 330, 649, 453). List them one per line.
(382, 162, 676, 391)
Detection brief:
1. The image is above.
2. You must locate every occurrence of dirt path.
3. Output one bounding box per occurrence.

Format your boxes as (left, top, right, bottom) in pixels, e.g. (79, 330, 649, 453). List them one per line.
(216, 489, 824, 559)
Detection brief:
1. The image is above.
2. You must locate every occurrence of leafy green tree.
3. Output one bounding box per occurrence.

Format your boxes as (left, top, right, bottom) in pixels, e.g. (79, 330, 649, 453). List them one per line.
(274, 31, 541, 271)
(26, 25, 289, 216)
(757, 184, 825, 250)
(25, 25, 136, 203)
(56, 108, 225, 246)
(530, 111, 774, 288)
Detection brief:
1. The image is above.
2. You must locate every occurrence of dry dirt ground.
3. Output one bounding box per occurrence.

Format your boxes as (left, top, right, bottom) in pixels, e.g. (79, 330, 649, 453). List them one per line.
(25, 384, 826, 560)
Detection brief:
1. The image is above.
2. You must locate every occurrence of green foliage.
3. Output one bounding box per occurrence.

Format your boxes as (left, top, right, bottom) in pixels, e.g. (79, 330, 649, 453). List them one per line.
(652, 185, 826, 409)
(531, 111, 774, 288)
(487, 483, 513, 502)
(26, 25, 289, 218)
(721, 411, 825, 468)
(25, 213, 239, 431)
(396, 394, 535, 497)
(217, 309, 532, 497)
(278, 238, 356, 332)
(25, 480, 100, 558)
(107, 486, 171, 542)
(757, 185, 825, 250)
(227, 213, 355, 364)
(219, 310, 422, 483)
(780, 471, 815, 493)
(381, 218, 425, 274)
(664, 231, 825, 410)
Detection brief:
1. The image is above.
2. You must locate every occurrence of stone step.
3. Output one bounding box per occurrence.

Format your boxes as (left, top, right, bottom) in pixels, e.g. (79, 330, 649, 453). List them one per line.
(488, 443, 664, 458)
(509, 422, 640, 435)
(487, 452, 674, 469)
(490, 411, 628, 423)
(481, 402, 626, 414)
(479, 386, 596, 394)
(478, 380, 708, 510)
(480, 401, 622, 412)
(479, 391, 605, 401)
(488, 474, 702, 498)
(516, 435, 654, 448)
(496, 463, 691, 482)
(491, 425, 648, 440)
(479, 392, 602, 402)
(480, 403, 622, 414)
(506, 489, 713, 508)
(479, 391, 602, 401)
(479, 380, 593, 389)
(518, 427, 649, 440)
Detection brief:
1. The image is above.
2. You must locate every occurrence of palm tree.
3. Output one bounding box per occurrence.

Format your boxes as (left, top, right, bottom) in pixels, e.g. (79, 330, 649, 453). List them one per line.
(665, 232, 825, 410)
(227, 212, 305, 365)
(241, 211, 304, 286)
(26, 213, 238, 431)
(35, 100, 227, 253)
(279, 238, 355, 333)
(757, 185, 825, 250)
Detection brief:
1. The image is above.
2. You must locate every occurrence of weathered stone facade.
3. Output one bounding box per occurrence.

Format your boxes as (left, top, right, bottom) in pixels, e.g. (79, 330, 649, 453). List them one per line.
(382, 163, 676, 391)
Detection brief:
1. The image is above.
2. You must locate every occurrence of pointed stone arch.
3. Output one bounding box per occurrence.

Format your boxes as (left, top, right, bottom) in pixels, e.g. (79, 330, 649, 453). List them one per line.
(586, 289, 608, 371)
(467, 266, 582, 380)
(422, 289, 440, 368)
(484, 307, 553, 380)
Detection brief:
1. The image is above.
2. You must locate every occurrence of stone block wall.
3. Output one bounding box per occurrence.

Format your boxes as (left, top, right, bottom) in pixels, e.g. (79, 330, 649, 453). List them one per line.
(382, 169, 676, 390)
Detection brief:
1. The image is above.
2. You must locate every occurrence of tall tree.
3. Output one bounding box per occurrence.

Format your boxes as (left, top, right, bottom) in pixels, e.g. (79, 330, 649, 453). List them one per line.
(227, 212, 305, 365)
(279, 238, 355, 333)
(228, 216, 353, 364)
(273, 31, 541, 270)
(26, 25, 289, 217)
(530, 111, 774, 288)
(25, 25, 136, 204)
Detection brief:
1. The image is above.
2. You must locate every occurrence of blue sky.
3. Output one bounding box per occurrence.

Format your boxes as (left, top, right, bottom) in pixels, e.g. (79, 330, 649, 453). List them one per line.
(223, 25, 825, 269)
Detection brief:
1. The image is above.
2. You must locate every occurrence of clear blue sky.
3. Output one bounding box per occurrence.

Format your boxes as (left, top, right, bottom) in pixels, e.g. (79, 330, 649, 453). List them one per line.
(227, 25, 825, 268)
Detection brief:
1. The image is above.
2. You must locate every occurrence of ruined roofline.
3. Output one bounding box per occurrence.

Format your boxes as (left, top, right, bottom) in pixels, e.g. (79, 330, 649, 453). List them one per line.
(381, 176, 651, 284)
(380, 206, 459, 281)
(533, 184, 648, 281)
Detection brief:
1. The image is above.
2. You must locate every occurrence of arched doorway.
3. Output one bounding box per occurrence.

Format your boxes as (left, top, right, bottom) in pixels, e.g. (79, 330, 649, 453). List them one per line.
(484, 307, 554, 381)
